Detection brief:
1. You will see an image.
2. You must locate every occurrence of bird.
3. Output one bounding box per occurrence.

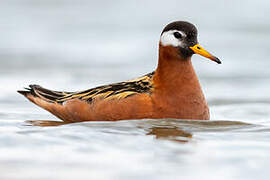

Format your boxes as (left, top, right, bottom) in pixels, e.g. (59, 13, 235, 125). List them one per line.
(18, 21, 221, 122)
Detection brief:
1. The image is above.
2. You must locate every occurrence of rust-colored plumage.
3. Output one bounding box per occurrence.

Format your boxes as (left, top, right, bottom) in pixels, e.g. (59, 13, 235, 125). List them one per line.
(18, 21, 221, 122)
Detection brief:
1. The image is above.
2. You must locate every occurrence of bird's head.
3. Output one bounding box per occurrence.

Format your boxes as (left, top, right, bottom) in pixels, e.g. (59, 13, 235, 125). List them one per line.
(160, 21, 221, 64)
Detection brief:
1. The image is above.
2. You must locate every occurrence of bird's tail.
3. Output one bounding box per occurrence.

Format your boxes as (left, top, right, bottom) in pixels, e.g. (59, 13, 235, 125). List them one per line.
(18, 85, 74, 122)
(18, 84, 69, 103)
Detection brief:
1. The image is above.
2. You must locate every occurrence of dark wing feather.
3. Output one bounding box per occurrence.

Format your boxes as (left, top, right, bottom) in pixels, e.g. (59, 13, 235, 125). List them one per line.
(18, 85, 72, 103)
(18, 72, 155, 104)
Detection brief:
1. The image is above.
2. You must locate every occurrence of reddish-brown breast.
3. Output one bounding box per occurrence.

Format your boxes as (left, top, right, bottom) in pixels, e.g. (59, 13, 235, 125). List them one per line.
(150, 44, 209, 120)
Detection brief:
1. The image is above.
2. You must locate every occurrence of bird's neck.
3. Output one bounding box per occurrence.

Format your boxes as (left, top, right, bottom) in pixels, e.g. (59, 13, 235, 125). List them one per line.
(153, 44, 202, 94)
(152, 44, 209, 120)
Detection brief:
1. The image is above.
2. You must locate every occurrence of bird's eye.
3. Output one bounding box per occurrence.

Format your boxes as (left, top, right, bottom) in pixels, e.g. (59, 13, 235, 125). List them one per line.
(173, 32, 182, 39)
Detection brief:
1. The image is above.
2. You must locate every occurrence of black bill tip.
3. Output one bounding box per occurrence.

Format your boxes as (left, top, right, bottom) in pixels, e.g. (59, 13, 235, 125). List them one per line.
(213, 57, 222, 64)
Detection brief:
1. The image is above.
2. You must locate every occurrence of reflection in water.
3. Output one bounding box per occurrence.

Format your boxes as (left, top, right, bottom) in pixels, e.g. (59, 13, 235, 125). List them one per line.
(26, 119, 253, 144)
(26, 120, 70, 127)
(26, 119, 194, 143)
(147, 126, 192, 143)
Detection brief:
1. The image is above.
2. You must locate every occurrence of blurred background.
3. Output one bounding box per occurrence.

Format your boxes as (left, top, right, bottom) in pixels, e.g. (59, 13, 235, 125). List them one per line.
(1, 0, 270, 180)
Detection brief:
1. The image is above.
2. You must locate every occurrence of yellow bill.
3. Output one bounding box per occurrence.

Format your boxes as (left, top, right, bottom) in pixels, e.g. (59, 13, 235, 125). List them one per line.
(190, 44, 221, 64)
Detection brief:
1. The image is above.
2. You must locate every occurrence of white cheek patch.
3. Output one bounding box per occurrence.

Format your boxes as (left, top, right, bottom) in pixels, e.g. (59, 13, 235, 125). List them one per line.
(160, 30, 185, 47)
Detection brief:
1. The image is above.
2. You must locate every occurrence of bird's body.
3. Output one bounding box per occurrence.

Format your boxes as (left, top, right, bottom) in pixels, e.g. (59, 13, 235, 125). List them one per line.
(18, 21, 221, 122)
